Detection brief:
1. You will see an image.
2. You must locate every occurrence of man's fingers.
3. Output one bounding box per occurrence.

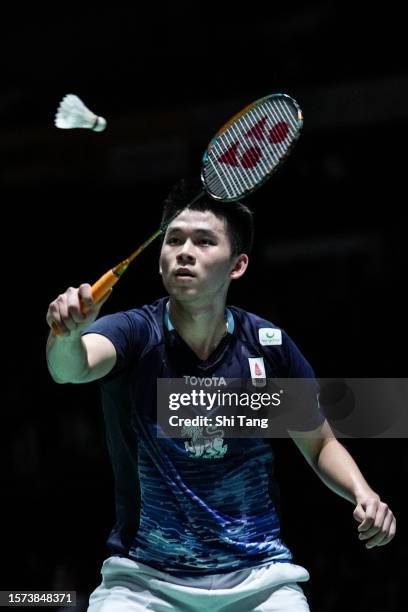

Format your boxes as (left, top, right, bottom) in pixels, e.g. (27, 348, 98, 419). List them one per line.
(78, 284, 112, 312)
(353, 497, 396, 549)
(47, 284, 112, 336)
(48, 299, 76, 333)
(358, 502, 388, 537)
(78, 283, 94, 311)
(353, 504, 365, 523)
(356, 498, 380, 532)
(377, 514, 397, 547)
(359, 509, 396, 548)
(47, 307, 70, 335)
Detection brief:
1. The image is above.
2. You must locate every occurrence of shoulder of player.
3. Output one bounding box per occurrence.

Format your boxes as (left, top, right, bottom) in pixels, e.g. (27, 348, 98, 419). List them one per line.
(85, 298, 166, 349)
(228, 305, 287, 344)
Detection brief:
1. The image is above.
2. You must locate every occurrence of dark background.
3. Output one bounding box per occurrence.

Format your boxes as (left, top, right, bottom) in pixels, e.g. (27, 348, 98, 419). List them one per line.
(2, 3, 406, 610)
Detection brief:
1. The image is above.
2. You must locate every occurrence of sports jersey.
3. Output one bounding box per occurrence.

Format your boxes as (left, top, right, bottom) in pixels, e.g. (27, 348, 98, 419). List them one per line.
(84, 297, 323, 575)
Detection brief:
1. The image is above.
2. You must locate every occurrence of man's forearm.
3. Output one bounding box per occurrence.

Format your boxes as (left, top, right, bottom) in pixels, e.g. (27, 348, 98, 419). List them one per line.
(46, 331, 90, 384)
(314, 439, 377, 504)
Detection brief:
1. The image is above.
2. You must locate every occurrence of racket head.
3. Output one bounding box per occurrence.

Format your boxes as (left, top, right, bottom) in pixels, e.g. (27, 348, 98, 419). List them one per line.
(201, 93, 303, 202)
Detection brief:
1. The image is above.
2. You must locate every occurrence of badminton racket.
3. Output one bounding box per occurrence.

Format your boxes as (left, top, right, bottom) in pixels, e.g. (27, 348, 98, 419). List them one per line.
(52, 93, 302, 335)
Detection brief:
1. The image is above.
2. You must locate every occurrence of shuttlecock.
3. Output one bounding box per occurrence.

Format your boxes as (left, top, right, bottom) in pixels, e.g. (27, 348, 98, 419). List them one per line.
(54, 94, 107, 131)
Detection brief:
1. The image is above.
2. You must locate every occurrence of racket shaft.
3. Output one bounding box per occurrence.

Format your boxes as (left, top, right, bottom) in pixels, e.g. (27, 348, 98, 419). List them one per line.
(51, 190, 204, 336)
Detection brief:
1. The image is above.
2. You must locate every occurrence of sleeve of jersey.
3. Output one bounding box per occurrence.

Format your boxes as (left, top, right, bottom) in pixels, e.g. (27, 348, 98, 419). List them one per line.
(83, 311, 150, 378)
(282, 331, 326, 431)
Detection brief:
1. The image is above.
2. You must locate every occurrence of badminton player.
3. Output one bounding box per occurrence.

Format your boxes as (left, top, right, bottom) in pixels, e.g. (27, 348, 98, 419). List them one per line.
(46, 180, 396, 611)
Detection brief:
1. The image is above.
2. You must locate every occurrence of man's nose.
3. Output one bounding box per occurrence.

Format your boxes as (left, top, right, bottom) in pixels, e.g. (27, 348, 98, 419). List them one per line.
(177, 240, 195, 264)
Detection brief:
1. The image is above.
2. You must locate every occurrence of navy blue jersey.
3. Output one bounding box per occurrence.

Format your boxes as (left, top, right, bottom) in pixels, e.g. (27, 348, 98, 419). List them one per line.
(84, 297, 324, 575)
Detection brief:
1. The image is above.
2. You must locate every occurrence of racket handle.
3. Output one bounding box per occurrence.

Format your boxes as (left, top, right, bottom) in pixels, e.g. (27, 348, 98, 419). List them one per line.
(51, 261, 129, 336)
(92, 268, 121, 302)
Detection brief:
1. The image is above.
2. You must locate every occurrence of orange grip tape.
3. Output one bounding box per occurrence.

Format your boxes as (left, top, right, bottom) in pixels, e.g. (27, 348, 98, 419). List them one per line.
(51, 269, 120, 336)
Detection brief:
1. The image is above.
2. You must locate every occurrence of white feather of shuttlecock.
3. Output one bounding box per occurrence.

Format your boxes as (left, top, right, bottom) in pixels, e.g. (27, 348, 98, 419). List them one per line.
(54, 94, 107, 131)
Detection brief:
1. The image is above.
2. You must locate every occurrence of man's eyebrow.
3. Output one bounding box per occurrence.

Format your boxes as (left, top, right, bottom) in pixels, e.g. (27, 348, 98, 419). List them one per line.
(166, 227, 219, 236)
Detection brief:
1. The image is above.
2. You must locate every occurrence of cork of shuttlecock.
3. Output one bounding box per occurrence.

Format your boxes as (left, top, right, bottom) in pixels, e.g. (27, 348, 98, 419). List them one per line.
(54, 94, 107, 131)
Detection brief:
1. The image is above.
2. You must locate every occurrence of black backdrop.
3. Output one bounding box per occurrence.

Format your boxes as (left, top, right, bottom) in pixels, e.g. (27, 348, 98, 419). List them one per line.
(1, 3, 406, 610)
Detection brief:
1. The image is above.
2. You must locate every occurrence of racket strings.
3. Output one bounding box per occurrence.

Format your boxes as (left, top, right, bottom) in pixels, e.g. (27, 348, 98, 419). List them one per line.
(225, 116, 265, 186)
(208, 141, 243, 199)
(246, 100, 293, 172)
(206, 107, 265, 199)
(215, 100, 294, 196)
(209, 111, 264, 198)
(210, 119, 248, 197)
(234, 112, 270, 182)
(207, 107, 280, 197)
(219, 109, 268, 190)
(267, 98, 300, 151)
(209, 142, 241, 196)
(210, 102, 278, 197)
(203, 95, 302, 200)
(239, 99, 298, 174)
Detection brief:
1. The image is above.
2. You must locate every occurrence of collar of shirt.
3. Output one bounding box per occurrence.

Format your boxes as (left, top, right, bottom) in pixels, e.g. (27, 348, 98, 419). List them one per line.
(164, 300, 235, 334)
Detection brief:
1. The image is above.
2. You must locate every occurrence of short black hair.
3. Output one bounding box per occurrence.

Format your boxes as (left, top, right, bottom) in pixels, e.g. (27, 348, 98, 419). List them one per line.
(161, 178, 254, 256)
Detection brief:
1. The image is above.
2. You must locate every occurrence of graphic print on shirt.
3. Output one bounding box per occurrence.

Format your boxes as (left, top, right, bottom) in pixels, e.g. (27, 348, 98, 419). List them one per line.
(181, 424, 228, 459)
(87, 299, 321, 571)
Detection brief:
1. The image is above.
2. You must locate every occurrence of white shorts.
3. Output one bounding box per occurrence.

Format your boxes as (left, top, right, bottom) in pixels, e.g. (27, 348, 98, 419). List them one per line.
(87, 555, 310, 611)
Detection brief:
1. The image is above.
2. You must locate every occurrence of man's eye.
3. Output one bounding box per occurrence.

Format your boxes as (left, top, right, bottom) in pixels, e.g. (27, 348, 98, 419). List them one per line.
(167, 237, 181, 245)
(199, 238, 215, 245)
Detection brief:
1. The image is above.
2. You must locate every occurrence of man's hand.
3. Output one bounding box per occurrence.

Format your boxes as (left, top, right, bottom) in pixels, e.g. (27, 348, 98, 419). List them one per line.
(46, 283, 111, 336)
(46, 283, 116, 384)
(353, 495, 396, 548)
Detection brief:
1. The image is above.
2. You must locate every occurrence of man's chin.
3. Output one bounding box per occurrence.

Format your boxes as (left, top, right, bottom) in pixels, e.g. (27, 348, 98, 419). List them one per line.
(169, 288, 200, 302)
(164, 279, 197, 295)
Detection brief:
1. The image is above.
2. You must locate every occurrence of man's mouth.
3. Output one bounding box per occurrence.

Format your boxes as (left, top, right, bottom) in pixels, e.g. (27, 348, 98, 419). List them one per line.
(174, 268, 196, 278)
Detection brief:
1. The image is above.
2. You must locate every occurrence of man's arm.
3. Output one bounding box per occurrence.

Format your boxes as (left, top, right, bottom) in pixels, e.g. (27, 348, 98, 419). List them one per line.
(47, 332, 116, 384)
(46, 283, 116, 384)
(290, 421, 396, 549)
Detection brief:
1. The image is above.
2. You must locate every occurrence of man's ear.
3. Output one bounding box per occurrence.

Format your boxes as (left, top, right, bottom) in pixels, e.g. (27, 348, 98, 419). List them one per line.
(230, 254, 248, 280)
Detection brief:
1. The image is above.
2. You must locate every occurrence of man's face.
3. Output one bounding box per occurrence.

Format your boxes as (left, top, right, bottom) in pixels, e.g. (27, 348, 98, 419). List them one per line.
(159, 209, 235, 304)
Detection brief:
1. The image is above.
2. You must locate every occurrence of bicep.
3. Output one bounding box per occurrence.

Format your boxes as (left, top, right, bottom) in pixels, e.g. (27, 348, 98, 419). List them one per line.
(289, 419, 336, 466)
(81, 333, 117, 382)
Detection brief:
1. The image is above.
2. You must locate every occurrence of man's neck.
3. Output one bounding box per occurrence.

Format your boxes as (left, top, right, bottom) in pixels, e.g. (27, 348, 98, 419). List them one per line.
(168, 298, 228, 361)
